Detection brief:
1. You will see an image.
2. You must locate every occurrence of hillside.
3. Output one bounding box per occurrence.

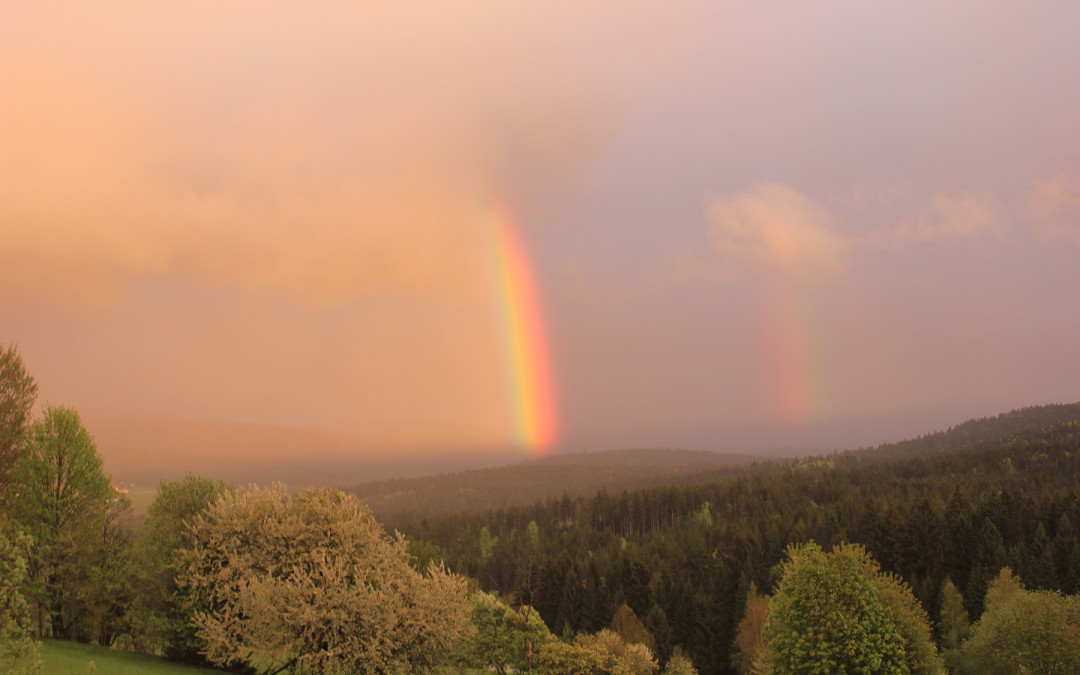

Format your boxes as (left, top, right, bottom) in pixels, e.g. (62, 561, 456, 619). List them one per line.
(847, 401, 1080, 460)
(399, 402, 1080, 674)
(351, 403, 1080, 525)
(348, 447, 759, 525)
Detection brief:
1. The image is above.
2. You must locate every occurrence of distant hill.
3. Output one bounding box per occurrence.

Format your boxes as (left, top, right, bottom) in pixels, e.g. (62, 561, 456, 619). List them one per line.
(848, 401, 1080, 460)
(347, 448, 758, 525)
(89, 417, 512, 487)
(396, 403, 1080, 673)
(350, 402, 1080, 525)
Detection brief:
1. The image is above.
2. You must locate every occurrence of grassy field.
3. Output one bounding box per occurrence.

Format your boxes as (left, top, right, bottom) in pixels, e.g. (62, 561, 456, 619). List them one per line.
(39, 640, 222, 674)
(38, 640, 488, 674)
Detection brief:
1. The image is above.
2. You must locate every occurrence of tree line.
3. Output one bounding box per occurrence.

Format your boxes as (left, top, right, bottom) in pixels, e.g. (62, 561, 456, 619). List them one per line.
(398, 412, 1080, 673)
(0, 345, 696, 673)
(4, 341, 1080, 673)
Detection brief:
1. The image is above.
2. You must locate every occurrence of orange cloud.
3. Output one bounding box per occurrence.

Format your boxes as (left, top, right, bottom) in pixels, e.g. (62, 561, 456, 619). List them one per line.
(1027, 173, 1080, 242)
(699, 184, 1003, 287)
(707, 184, 849, 282)
(894, 193, 999, 243)
(2, 2, 681, 304)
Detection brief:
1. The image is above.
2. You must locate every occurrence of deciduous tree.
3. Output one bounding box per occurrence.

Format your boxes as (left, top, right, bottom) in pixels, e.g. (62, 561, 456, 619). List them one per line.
(11, 406, 117, 640)
(178, 485, 470, 674)
(731, 583, 767, 675)
(452, 590, 552, 673)
(0, 345, 37, 503)
(535, 629, 658, 675)
(763, 542, 943, 675)
(128, 475, 229, 660)
(959, 569, 1080, 674)
(0, 518, 40, 674)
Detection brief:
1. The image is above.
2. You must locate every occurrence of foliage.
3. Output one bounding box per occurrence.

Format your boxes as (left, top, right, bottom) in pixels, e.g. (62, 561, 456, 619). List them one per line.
(871, 565, 943, 675)
(535, 629, 658, 675)
(451, 591, 551, 673)
(0, 519, 41, 674)
(399, 407, 1080, 672)
(0, 344, 37, 503)
(127, 475, 229, 661)
(177, 485, 470, 674)
(763, 542, 943, 675)
(982, 566, 1023, 611)
(11, 407, 121, 641)
(731, 583, 767, 675)
(480, 526, 494, 560)
(937, 578, 968, 651)
(662, 647, 698, 675)
(610, 603, 656, 653)
(958, 568, 1080, 674)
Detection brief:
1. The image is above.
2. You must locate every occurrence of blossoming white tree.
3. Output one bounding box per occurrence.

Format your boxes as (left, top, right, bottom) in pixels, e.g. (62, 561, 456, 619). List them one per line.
(178, 485, 470, 674)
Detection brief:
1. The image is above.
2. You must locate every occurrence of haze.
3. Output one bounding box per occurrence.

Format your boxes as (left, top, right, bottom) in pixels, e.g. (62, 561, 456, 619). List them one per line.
(3, 2, 1079, 483)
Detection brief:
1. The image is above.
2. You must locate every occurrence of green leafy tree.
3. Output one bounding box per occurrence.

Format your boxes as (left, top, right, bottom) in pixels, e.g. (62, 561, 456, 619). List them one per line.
(662, 647, 698, 675)
(178, 485, 470, 674)
(937, 578, 969, 655)
(83, 491, 134, 646)
(536, 629, 658, 675)
(959, 568, 1080, 674)
(127, 475, 229, 660)
(0, 345, 37, 504)
(11, 406, 117, 640)
(692, 502, 713, 528)
(763, 542, 943, 675)
(0, 518, 40, 674)
(452, 590, 552, 673)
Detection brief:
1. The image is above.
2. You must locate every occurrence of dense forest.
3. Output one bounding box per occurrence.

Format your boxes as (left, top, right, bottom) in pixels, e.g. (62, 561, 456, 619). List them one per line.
(5, 339, 1080, 673)
(349, 448, 758, 526)
(397, 404, 1080, 673)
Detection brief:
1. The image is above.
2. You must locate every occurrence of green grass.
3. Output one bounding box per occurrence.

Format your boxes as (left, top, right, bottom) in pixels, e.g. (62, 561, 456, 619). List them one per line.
(39, 639, 222, 674)
(38, 639, 488, 674)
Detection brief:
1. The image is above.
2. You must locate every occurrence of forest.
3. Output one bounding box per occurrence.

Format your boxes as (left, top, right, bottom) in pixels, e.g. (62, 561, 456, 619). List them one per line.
(3, 341, 1080, 674)
(396, 403, 1080, 673)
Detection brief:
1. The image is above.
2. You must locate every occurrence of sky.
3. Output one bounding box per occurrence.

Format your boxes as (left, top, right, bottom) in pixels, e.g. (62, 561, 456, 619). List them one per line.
(3, 2, 1080, 478)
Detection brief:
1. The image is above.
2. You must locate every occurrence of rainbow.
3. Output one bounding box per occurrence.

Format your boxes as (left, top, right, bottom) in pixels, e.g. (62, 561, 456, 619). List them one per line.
(487, 207, 557, 451)
(765, 276, 829, 422)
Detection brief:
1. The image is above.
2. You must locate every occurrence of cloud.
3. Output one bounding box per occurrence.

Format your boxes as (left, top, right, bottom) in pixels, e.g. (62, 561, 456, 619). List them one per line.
(706, 184, 849, 282)
(698, 184, 1004, 286)
(1027, 173, 1080, 242)
(2, 2, 687, 304)
(894, 193, 999, 243)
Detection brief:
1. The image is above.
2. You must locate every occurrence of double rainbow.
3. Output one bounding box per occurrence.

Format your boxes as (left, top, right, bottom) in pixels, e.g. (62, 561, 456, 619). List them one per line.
(487, 207, 557, 452)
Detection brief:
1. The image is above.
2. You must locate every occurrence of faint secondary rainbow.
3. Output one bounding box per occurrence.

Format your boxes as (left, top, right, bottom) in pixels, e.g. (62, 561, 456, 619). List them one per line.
(765, 276, 830, 422)
(487, 207, 557, 452)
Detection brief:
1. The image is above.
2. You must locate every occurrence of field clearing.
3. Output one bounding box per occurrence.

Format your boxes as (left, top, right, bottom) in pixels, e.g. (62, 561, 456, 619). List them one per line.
(38, 640, 486, 674)
(39, 640, 221, 674)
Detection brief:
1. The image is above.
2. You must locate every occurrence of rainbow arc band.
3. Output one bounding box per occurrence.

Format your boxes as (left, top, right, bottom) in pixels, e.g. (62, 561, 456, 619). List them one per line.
(490, 208, 556, 451)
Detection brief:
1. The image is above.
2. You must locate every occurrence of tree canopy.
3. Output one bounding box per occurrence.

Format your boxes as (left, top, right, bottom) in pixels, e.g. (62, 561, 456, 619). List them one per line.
(763, 542, 943, 675)
(127, 474, 230, 660)
(958, 567, 1080, 674)
(0, 345, 37, 503)
(178, 485, 470, 674)
(11, 406, 119, 640)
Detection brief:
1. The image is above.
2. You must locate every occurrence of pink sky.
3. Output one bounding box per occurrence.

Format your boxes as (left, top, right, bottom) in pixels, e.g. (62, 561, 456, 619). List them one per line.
(3, 2, 1079, 479)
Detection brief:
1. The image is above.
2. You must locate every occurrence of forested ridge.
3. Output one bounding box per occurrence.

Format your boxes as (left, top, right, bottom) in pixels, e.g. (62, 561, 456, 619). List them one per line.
(400, 404, 1080, 673)
(349, 448, 758, 526)
(5, 339, 1080, 674)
